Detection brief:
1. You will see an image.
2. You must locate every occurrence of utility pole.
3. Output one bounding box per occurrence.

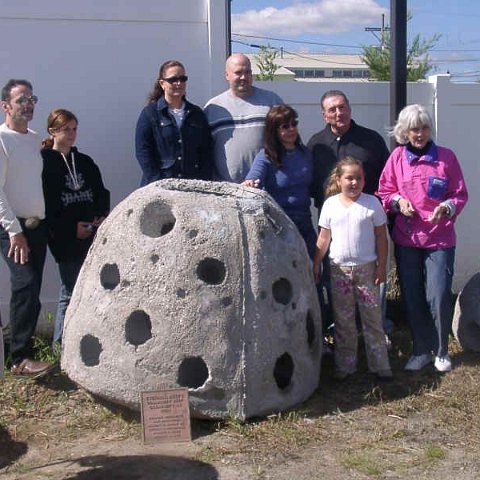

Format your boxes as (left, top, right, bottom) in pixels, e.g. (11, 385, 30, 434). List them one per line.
(365, 14, 390, 50)
(227, 0, 232, 57)
(390, 0, 407, 146)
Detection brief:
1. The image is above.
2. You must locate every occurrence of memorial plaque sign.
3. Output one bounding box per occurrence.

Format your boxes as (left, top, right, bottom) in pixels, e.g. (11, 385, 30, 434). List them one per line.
(141, 388, 191, 444)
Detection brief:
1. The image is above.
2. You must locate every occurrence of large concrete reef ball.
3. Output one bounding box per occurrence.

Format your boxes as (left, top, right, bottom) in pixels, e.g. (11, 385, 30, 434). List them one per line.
(61, 179, 322, 420)
(452, 272, 480, 352)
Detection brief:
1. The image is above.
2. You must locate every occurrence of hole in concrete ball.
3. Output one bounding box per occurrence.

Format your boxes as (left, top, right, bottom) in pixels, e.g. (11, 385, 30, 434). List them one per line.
(140, 201, 176, 238)
(196, 258, 226, 285)
(177, 288, 186, 298)
(221, 296, 232, 307)
(125, 310, 152, 346)
(151, 254, 159, 264)
(102, 237, 107, 245)
(272, 278, 293, 305)
(80, 334, 102, 367)
(306, 311, 316, 348)
(177, 357, 209, 389)
(188, 229, 198, 239)
(274, 352, 294, 390)
(100, 263, 120, 290)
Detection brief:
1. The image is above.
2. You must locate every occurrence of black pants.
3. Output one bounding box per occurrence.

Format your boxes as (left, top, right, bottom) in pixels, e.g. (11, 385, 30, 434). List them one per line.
(0, 220, 47, 364)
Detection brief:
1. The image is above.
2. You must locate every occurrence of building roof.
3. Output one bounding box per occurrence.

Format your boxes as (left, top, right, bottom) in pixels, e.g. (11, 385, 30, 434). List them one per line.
(246, 52, 368, 74)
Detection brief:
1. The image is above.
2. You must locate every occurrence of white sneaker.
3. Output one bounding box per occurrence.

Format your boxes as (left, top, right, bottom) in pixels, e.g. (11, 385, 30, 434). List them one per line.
(434, 355, 452, 373)
(404, 353, 432, 371)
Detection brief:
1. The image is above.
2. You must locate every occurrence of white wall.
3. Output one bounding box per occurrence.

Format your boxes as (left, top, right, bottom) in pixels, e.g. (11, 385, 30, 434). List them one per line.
(0, 0, 228, 325)
(429, 75, 480, 290)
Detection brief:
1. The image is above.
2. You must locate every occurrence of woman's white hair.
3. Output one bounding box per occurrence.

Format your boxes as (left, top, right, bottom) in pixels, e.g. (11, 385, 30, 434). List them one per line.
(389, 104, 433, 144)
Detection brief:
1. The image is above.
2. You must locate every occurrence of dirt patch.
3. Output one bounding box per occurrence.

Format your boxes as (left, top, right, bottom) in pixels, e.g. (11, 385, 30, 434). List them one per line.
(2, 325, 480, 479)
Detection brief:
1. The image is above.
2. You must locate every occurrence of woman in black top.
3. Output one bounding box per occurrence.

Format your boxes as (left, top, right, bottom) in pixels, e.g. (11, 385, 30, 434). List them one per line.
(42, 108, 110, 346)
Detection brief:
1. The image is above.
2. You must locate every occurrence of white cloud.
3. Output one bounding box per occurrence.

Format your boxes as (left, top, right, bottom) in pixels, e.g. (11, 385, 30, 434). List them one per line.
(232, 0, 387, 37)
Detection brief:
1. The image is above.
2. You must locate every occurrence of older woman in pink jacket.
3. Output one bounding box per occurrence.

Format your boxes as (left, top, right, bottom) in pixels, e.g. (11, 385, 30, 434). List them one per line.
(378, 104, 468, 373)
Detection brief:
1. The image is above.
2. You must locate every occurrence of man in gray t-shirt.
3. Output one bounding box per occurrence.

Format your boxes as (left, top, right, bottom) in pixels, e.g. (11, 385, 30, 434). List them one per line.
(204, 54, 283, 183)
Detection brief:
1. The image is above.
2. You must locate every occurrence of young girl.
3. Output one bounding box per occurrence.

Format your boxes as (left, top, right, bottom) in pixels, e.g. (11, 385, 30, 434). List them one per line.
(42, 109, 110, 347)
(313, 156, 391, 380)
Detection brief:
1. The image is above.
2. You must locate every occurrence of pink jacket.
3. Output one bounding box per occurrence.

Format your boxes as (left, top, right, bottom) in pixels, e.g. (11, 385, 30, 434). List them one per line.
(378, 143, 468, 249)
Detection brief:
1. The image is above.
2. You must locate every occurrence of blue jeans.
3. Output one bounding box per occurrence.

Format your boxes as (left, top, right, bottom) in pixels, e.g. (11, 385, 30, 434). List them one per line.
(290, 214, 317, 260)
(291, 215, 333, 333)
(0, 221, 47, 364)
(53, 258, 84, 345)
(395, 245, 455, 357)
(379, 282, 393, 334)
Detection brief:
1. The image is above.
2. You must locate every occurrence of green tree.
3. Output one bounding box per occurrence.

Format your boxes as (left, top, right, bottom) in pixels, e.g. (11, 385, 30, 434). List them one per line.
(254, 45, 279, 81)
(362, 18, 441, 81)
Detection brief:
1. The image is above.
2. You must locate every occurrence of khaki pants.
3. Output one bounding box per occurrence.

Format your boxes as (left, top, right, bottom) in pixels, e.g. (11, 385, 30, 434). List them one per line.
(330, 261, 390, 374)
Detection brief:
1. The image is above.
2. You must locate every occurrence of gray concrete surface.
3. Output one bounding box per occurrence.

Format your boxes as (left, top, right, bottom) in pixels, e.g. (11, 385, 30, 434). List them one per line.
(62, 179, 322, 419)
(453, 272, 480, 352)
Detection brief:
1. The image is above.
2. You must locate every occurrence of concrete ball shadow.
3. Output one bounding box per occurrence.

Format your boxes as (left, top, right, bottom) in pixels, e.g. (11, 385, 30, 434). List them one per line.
(62, 454, 219, 480)
(0, 425, 27, 469)
(62, 179, 322, 420)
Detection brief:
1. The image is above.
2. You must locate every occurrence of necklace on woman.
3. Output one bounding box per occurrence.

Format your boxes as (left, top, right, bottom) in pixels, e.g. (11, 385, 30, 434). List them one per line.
(169, 101, 186, 128)
(61, 150, 81, 191)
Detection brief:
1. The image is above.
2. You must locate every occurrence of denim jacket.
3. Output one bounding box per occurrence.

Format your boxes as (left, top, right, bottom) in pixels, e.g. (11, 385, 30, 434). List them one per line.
(135, 97, 213, 186)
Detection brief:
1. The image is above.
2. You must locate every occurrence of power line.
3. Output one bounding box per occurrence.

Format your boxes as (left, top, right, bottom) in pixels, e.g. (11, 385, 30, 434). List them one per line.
(281, 49, 367, 66)
(431, 58, 480, 64)
(233, 32, 480, 54)
(432, 49, 480, 52)
(232, 33, 361, 49)
(232, 41, 369, 67)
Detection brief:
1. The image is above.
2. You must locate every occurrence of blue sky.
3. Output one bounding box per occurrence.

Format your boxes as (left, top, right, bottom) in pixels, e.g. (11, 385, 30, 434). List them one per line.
(231, 0, 480, 82)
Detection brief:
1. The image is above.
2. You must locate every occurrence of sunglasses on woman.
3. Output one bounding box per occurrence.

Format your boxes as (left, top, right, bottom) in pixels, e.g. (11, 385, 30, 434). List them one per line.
(162, 75, 189, 84)
(279, 119, 299, 130)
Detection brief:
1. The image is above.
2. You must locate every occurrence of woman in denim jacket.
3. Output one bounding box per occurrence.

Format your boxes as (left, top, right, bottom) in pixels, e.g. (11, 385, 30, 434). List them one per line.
(135, 60, 213, 186)
(378, 104, 468, 373)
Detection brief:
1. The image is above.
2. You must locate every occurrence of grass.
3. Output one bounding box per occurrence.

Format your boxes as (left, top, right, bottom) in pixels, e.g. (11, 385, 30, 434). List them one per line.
(425, 445, 447, 461)
(2, 321, 480, 478)
(32, 335, 61, 365)
(342, 452, 383, 476)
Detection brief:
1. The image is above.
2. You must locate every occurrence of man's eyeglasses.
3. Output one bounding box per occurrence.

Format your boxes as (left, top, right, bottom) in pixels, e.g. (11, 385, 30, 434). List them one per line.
(15, 95, 38, 106)
(162, 75, 188, 84)
(279, 120, 298, 130)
